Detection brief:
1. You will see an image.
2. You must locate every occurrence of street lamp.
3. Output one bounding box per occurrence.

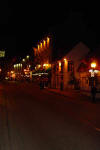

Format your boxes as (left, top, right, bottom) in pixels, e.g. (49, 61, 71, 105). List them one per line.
(26, 55, 29, 59)
(91, 62, 96, 69)
(43, 40, 46, 47)
(89, 61, 98, 102)
(89, 61, 98, 88)
(22, 59, 25, 62)
(47, 37, 50, 47)
(90, 62, 96, 77)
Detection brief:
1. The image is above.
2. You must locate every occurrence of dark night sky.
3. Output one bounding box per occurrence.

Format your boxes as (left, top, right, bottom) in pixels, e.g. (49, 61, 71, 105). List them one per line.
(0, 2, 100, 60)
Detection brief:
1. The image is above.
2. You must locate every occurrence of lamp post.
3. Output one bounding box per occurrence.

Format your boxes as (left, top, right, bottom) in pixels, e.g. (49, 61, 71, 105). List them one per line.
(90, 62, 96, 86)
(90, 62, 96, 78)
(89, 62, 97, 103)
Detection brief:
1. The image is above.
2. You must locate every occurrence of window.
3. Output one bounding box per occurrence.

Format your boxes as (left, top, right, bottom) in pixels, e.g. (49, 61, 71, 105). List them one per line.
(68, 61, 74, 72)
(61, 62, 64, 73)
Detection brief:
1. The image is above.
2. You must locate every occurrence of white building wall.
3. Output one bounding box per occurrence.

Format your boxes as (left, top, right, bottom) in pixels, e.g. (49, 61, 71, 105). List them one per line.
(51, 42, 90, 90)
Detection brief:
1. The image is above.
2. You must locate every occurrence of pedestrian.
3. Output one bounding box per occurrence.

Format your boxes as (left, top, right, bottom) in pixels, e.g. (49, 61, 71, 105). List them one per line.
(39, 76, 44, 89)
(45, 77, 48, 88)
(91, 86, 97, 103)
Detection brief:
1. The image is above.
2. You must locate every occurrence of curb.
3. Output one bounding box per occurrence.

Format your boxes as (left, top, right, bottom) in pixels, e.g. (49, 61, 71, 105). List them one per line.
(46, 88, 100, 104)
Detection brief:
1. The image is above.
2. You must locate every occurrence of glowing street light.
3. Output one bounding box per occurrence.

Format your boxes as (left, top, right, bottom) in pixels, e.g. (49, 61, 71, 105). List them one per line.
(90, 62, 97, 77)
(26, 55, 29, 59)
(11, 71, 14, 74)
(59, 61, 61, 67)
(43, 64, 46, 67)
(58, 61, 61, 72)
(22, 59, 25, 62)
(19, 63, 21, 67)
(47, 37, 50, 43)
(40, 43, 42, 49)
(38, 45, 40, 50)
(47, 37, 50, 47)
(64, 58, 67, 62)
(43, 40, 46, 47)
(91, 62, 96, 69)
(14, 64, 16, 69)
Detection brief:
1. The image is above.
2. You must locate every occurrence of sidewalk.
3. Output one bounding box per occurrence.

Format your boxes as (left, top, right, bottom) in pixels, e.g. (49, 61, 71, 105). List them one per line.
(47, 87, 100, 130)
(47, 88, 94, 103)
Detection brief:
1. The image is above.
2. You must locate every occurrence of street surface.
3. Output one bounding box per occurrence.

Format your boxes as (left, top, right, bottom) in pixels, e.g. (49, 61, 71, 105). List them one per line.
(0, 81, 100, 150)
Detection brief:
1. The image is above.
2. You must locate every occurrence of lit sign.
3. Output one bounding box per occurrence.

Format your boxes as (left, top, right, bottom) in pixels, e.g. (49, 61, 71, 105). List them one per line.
(0, 51, 5, 57)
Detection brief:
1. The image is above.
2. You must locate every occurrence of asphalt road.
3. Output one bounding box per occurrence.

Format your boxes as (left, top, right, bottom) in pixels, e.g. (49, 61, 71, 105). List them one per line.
(0, 81, 100, 150)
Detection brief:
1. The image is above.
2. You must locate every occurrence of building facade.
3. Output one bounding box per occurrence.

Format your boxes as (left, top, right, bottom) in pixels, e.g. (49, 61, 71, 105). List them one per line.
(51, 42, 90, 90)
(33, 36, 52, 72)
(79, 48, 100, 92)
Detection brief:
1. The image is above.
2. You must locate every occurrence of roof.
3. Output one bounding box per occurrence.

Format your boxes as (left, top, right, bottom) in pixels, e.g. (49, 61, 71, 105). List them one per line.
(65, 41, 90, 61)
(52, 41, 90, 62)
(78, 47, 100, 72)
